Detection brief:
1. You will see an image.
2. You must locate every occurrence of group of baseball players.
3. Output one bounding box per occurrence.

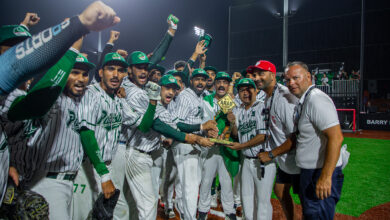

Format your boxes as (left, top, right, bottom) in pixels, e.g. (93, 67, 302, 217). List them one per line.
(0, 1, 347, 220)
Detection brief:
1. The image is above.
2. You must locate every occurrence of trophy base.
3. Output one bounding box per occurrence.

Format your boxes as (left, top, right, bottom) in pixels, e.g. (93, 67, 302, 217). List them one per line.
(209, 138, 232, 145)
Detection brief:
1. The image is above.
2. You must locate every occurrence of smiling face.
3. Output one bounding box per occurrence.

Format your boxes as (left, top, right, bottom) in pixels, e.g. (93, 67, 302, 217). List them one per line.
(253, 69, 274, 90)
(190, 76, 207, 95)
(285, 64, 312, 98)
(99, 64, 127, 95)
(129, 63, 149, 87)
(65, 68, 90, 98)
(238, 85, 256, 106)
(161, 84, 177, 106)
(214, 79, 229, 99)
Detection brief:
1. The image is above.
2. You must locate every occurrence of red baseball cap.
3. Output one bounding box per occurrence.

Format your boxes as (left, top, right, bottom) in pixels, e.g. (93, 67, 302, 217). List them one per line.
(246, 60, 276, 74)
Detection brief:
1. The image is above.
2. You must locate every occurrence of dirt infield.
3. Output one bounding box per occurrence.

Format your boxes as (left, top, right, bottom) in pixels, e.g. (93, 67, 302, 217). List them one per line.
(157, 199, 390, 219)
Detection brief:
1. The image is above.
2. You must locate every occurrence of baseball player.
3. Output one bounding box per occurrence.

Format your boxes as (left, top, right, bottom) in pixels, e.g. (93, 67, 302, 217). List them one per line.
(122, 52, 214, 219)
(203, 66, 218, 96)
(198, 72, 238, 220)
(76, 51, 158, 202)
(168, 68, 218, 219)
(226, 78, 276, 220)
(253, 60, 301, 220)
(148, 64, 166, 84)
(284, 61, 344, 219)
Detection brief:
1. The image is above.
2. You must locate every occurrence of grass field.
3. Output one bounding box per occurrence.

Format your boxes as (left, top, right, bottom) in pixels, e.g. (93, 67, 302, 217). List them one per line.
(271, 137, 390, 217)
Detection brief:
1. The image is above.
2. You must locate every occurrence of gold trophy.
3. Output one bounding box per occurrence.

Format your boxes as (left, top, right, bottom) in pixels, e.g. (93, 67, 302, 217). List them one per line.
(209, 94, 236, 145)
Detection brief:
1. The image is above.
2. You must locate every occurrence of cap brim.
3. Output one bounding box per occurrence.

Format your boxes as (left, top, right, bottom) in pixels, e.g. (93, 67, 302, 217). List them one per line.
(162, 82, 180, 90)
(215, 76, 232, 82)
(191, 73, 209, 79)
(74, 62, 96, 71)
(104, 60, 129, 68)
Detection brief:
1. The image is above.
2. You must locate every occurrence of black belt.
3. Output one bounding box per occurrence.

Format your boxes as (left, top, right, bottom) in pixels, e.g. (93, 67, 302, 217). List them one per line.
(136, 149, 153, 155)
(245, 155, 258, 159)
(47, 172, 77, 181)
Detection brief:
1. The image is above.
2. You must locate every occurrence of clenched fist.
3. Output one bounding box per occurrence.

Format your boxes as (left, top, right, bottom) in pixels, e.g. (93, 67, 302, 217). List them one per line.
(79, 1, 120, 31)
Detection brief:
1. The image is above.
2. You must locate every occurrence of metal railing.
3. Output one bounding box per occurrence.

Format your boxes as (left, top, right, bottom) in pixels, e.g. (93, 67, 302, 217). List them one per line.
(315, 80, 359, 96)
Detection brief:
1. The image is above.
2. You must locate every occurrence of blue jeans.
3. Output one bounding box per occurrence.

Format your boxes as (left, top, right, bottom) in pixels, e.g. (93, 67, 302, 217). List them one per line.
(300, 166, 344, 220)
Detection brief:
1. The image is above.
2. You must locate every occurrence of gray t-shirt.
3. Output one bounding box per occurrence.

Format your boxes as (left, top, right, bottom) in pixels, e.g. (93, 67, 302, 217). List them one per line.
(265, 84, 300, 174)
(295, 86, 342, 169)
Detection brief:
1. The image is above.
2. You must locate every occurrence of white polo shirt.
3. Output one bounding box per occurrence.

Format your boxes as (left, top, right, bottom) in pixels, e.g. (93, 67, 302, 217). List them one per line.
(295, 86, 342, 169)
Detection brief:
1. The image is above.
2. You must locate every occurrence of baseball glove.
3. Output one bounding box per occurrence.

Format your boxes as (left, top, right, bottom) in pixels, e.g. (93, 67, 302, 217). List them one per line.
(91, 189, 120, 220)
(0, 180, 49, 220)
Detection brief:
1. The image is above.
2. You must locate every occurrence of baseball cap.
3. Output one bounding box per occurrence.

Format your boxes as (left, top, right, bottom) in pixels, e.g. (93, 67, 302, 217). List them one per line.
(74, 54, 96, 71)
(166, 69, 186, 80)
(236, 78, 256, 90)
(215, 72, 232, 82)
(148, 64, 166, 75)
(246, 60, 276, 74)
(159, 74, 180, 90)
(102, 52, 129, 68)
(204, 66, 218, 73)
(174, 60, 187, 70)
(0, 25, 31, 46)
(191, 68, 209, 79)
(127, 51, 149, 65)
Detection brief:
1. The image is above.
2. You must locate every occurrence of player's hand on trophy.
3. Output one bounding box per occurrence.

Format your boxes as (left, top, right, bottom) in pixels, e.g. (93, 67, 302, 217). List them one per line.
(108, 30, 120, 44)
(226, 142, 242, 150)
(145, 81, 161, 101)
(101, 179, 116, 199)
(207, 129, 218, 138)
(227, 111, 236, 124)
(21, 12, 40, 27)
(201, 120, 217, 131)
(258, 151, 271, 163)
(185, 133, 198, 145)
(79, 1, 120, 31)
(197, 137, 214, 147)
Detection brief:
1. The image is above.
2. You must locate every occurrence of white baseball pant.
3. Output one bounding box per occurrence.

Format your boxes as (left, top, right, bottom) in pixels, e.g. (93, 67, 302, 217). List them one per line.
(29, 173, 74, 220)
(125, 148, 158, 220)
(241, 158, 276, 220)
(198, 147, 235, 215)
(173, 142, 202, 220)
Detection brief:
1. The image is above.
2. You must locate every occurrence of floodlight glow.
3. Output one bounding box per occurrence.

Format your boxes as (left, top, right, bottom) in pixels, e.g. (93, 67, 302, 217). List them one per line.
(194, 26, 204, 37)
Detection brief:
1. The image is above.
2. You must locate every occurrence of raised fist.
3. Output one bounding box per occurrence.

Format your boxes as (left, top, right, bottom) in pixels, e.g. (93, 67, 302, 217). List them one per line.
(79, 1, 120, 31)
(109, 30, 120, 43)
(21, 12, 40, 27)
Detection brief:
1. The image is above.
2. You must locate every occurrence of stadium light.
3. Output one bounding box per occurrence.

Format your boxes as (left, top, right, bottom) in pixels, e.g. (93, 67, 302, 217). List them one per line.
(194, 26, 205, 37)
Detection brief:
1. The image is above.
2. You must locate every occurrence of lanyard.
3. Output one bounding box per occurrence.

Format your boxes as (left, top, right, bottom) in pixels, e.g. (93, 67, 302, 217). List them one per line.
(264, 84, 278, 130)
(295, 86, 315, 134)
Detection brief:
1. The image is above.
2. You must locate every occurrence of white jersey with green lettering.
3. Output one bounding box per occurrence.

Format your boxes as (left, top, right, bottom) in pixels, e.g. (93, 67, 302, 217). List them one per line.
(232, 100, 268, 157)
(29, 94, 83, 173)
(78, 83, 141, 162)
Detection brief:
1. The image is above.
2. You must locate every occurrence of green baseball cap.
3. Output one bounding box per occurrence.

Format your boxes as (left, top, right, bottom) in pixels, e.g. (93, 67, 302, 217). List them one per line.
(236, 78, 256, 90)
(148, 64, 165, 75)
(0, 25, 31, 46)
(127, 51, 149, 65)
(204, 66, 218, 73)
(166, 69, 185, 80)
(191, 68, 209, 79)
(159, 74, 180, 90)
(74, 54, 96, 71)
(102, 52, 128, 68)
(215, 72, 232, 82)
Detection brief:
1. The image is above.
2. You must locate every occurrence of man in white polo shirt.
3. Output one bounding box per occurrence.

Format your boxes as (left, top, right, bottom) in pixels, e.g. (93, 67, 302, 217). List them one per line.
(284, 61, 344, 220)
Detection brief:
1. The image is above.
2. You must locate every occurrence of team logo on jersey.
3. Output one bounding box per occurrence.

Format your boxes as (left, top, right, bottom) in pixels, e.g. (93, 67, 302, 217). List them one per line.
(67, 110, 81, 132)
(96, 110, 122, 131)
(13, 26, 29, 36)
(238, 120, 257, 136)
(195, 106, 204, 120)
(23, 120, 39, 138)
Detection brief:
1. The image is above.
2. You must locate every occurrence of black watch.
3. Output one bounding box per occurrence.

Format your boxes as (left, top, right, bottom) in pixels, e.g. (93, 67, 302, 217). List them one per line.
(268, 151, 274, 159)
